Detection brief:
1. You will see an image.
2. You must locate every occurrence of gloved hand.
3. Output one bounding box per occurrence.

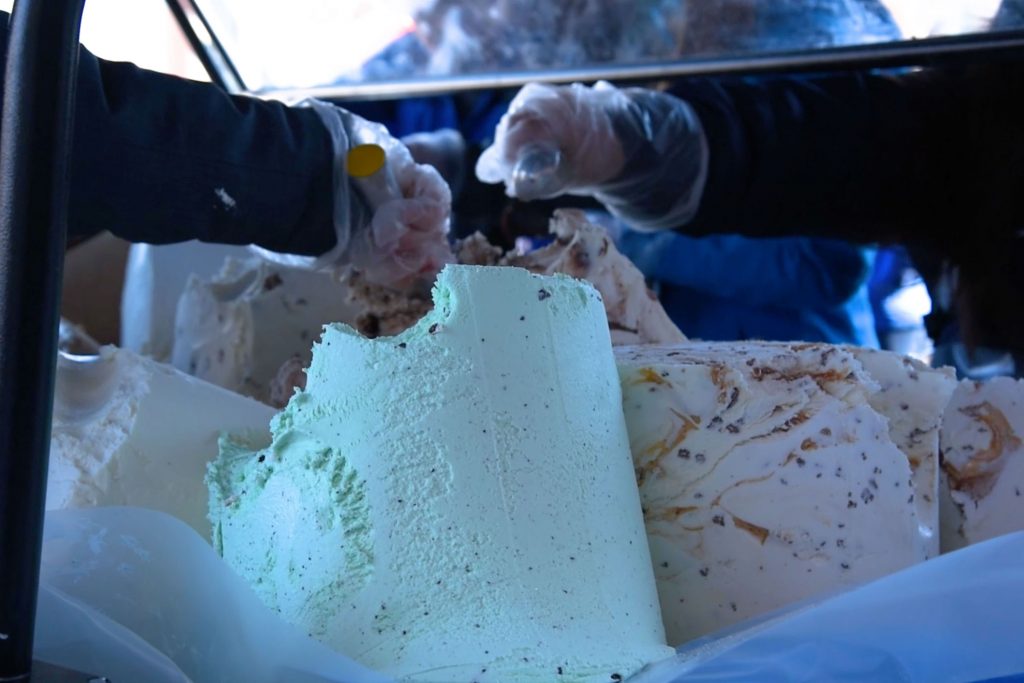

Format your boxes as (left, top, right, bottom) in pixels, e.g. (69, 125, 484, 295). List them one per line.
(255, 100, 453, 289)
(344, 150, 455, 290)
(401, 128, 467, 198)
(476, 81, 708, 231)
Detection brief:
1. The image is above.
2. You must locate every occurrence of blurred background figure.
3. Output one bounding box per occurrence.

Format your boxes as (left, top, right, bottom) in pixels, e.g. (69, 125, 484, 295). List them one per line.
(867, 245, 933, 358)
(605, 221, 881, 347)
(360, 0, 679, 80)
(357, 0, 902, 81)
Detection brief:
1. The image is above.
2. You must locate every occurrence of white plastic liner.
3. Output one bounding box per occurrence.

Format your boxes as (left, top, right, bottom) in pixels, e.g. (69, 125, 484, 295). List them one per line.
(34, 507, 1024, 682)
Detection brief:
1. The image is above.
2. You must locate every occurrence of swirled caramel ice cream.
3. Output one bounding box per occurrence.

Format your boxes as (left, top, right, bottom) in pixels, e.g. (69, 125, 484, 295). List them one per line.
(940, 377, 1024, 551)
(616, 342, 950, 644)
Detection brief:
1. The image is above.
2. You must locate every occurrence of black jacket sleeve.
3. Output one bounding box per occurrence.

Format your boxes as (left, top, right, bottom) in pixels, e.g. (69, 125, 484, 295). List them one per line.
(670, 61, 1024, 255)
(1, 12, 337, 255)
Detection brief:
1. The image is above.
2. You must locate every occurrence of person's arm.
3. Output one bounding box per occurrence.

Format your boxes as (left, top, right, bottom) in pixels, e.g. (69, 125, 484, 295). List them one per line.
(0, 11, 334, 255)
(1, 11, 453, 287)
(618, 230, 872, 308)
(67, 47, 336, 255)
(667, 71, 946, 244)
(478, 62, 1024, 250)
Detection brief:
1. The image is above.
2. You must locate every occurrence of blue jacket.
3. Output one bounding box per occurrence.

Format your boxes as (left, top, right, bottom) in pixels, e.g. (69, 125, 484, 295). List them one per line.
(617, 229, 879, 346)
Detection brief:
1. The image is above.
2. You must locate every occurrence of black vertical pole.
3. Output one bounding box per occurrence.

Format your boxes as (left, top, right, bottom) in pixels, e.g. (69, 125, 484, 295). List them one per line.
(0, 0, 86, 679)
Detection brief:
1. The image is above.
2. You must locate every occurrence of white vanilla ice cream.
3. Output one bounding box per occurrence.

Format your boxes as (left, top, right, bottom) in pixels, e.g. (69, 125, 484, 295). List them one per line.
(616, 342, 931, 645)
(940, 377, 1024, 551)
(208, 265, 673, 682)
(172, 255, 360, 405)
(845, 347, 957, 556)
(121, 241, 253, 361)
(48, 347, 273, 540)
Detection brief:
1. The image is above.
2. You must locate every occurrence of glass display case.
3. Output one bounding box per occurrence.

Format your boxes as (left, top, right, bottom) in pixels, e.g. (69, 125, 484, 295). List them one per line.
(2, 1, 1024, 680)
(176, 0, 1024, 97)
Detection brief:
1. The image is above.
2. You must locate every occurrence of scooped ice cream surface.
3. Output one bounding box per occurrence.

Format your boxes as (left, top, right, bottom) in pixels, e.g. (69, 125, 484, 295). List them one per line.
(208, 264, 673, 682)
(48, 347, 274, 540)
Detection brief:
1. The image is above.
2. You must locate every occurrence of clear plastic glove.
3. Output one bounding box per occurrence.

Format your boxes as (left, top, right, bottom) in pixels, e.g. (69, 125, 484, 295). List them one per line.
(345, 155, 454, 289)
(254, 100, 453, 289)
(477, 81, 708, 231)
(401, 128, 467, 197)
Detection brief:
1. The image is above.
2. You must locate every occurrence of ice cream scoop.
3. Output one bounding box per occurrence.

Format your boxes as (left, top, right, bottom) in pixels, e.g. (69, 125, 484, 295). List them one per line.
(510, 142, 566, 200)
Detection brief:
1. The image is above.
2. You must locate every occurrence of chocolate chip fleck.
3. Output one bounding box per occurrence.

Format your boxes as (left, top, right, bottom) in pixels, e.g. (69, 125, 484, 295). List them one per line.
(727, 387, 740, 410)
(263, 273, 283, 291)
(537, 288, 551, 301)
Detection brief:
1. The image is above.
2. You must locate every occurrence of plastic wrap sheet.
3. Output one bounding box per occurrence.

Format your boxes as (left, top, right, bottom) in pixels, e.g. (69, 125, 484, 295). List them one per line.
(34, 507, 1024, 683)
(34, 507, 391, 683)
(636, 530, 1024, 683)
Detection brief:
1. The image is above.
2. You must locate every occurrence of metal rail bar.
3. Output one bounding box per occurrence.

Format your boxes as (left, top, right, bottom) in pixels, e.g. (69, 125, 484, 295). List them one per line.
(0, 0, 86, 679)
(164, 0, 244, 93)
(256, 28, 1024, 102)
